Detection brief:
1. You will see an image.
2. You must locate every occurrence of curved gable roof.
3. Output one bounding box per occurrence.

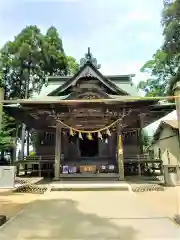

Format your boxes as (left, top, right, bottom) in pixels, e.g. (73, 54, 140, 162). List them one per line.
(49, 62, 129, 96)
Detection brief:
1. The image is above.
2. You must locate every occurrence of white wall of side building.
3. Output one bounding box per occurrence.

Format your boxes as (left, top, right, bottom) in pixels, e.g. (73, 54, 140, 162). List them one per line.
(153, 126, 180, 166)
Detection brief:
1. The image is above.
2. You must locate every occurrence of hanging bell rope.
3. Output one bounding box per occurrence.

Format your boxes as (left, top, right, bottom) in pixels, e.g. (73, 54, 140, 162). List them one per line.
(87, 133, 93, 140)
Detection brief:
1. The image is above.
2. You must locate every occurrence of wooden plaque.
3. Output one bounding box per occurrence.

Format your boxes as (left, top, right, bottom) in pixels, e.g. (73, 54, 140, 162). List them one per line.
(80, 165, 96, 173)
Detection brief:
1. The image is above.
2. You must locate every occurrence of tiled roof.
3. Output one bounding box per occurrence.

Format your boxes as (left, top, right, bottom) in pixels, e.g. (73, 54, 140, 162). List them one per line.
(163, 120, 178, 129)
(37, 78, 140, 97)
(114, 82, 142, 96)
(152, 119, 178, 143)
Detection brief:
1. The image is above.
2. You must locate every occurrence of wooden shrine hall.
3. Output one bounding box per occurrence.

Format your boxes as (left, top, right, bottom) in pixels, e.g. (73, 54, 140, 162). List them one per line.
(5, 48, 175, 180)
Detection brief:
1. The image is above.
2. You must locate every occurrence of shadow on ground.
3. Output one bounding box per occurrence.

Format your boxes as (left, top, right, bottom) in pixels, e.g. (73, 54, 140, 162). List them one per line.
(0, 200, 27, 220)
(0, 190, 15, 196)
(1, 198, 137, 239)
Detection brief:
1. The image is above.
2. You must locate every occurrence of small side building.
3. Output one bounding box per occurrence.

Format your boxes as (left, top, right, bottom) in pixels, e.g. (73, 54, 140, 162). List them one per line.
(152, 120, 180, 166)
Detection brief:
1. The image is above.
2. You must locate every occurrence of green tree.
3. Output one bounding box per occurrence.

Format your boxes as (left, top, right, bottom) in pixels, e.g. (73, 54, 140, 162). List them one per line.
(139, 0, 180, 96)
(0, 25, 79, 99)
(138, 49, 176, 96)
(67, 56, 79, 75)
(141, 130, 150, 146)
(0, 113, 17, 158)
(0, 25, 79, 156)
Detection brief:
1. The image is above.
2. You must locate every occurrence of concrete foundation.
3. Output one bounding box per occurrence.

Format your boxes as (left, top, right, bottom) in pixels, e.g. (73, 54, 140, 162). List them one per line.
(164, 165, 179, 186)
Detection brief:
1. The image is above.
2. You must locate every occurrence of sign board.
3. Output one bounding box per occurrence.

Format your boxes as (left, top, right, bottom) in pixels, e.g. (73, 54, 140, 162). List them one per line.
(0, 166, 16, 189)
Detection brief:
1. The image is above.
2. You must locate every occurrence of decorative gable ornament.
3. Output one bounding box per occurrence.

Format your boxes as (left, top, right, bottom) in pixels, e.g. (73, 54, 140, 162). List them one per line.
(83, 66, 94, 77)
(80, 47, 101, 69)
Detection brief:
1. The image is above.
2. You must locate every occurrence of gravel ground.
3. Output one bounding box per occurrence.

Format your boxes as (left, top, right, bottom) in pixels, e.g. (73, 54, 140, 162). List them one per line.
(0, 177, 43, 220)
(0, 189, 40, 220)
(136, 186, 180, 219)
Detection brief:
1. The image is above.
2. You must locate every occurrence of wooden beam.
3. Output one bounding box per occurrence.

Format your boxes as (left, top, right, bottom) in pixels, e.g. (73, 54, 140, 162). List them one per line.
(54, 123, 61, 180)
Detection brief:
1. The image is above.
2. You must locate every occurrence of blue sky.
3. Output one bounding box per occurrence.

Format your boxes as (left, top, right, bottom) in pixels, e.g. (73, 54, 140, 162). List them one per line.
(0, 0, 163, 82)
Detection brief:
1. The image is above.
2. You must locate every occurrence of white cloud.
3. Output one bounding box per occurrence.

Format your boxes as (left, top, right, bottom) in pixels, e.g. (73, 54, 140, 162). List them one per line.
(100, 61, 144, 76)
(138, 32, 155, 41)
(124, 10, 153, 23)
(133, 72, 150, 83)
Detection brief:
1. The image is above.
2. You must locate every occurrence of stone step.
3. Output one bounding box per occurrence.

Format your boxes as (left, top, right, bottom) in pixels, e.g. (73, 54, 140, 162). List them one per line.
(60, 177, 120, 182)
(50, 182, 131, 191)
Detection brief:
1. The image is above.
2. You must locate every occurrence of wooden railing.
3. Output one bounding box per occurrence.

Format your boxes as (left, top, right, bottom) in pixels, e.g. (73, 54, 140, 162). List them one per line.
(14, 154, 163, 178)
(124, 154, 163, 176)
(15, 155, 55, 177)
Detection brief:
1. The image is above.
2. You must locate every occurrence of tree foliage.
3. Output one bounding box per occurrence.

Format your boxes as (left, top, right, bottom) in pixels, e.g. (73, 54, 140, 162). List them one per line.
(0, 25, 78, 99)
(141, 129, 151, 146)
(0, 113, 17, 150)
(138, 0, 180, 96)
(0, 25, 79, 151)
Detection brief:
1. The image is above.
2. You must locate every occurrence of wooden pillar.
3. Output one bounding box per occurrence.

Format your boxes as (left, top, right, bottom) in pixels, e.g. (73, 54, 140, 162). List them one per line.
(20, 123, 26, 160)
(137, 154, 141, 176)
(138, 114, 145, 154)
(77, 137, 80, 157)
(54, 123, 61, 181)
(117, 123, 124, 180)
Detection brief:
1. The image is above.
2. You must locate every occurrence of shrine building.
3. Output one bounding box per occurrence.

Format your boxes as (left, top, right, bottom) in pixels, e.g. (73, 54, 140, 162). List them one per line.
(5, 48, 175, 180)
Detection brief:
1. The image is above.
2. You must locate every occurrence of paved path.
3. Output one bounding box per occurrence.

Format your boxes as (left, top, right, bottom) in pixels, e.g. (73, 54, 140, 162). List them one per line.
(0, 191, 180, 239)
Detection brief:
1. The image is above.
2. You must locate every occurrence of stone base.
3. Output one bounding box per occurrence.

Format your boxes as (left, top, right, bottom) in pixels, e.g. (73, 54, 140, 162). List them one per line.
(0, 215, 6, 226)
(174, 215, 180, 225)
(163, 165, 179, 186)
(53, 177, 60, 181)
(50, 182, 131, 191)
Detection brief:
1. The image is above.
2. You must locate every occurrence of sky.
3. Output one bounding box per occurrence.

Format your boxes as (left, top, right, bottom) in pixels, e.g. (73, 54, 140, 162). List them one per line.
(0, 0, 163, 81)
(0, 0, 175, 135)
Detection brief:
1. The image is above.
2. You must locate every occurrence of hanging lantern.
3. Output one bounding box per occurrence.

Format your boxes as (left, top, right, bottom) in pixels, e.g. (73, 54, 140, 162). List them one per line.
(105, 138, 108, 144)
(98, 131, 102, 140)
(70, 128, 74, 136)
(106, 129, 111, 136)
(79, 132, 83, 139)
(87, 133, 93, 140)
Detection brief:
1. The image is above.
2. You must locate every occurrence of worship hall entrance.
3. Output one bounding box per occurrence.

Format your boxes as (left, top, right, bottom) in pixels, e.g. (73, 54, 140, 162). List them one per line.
(79, 134, 98, 157)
